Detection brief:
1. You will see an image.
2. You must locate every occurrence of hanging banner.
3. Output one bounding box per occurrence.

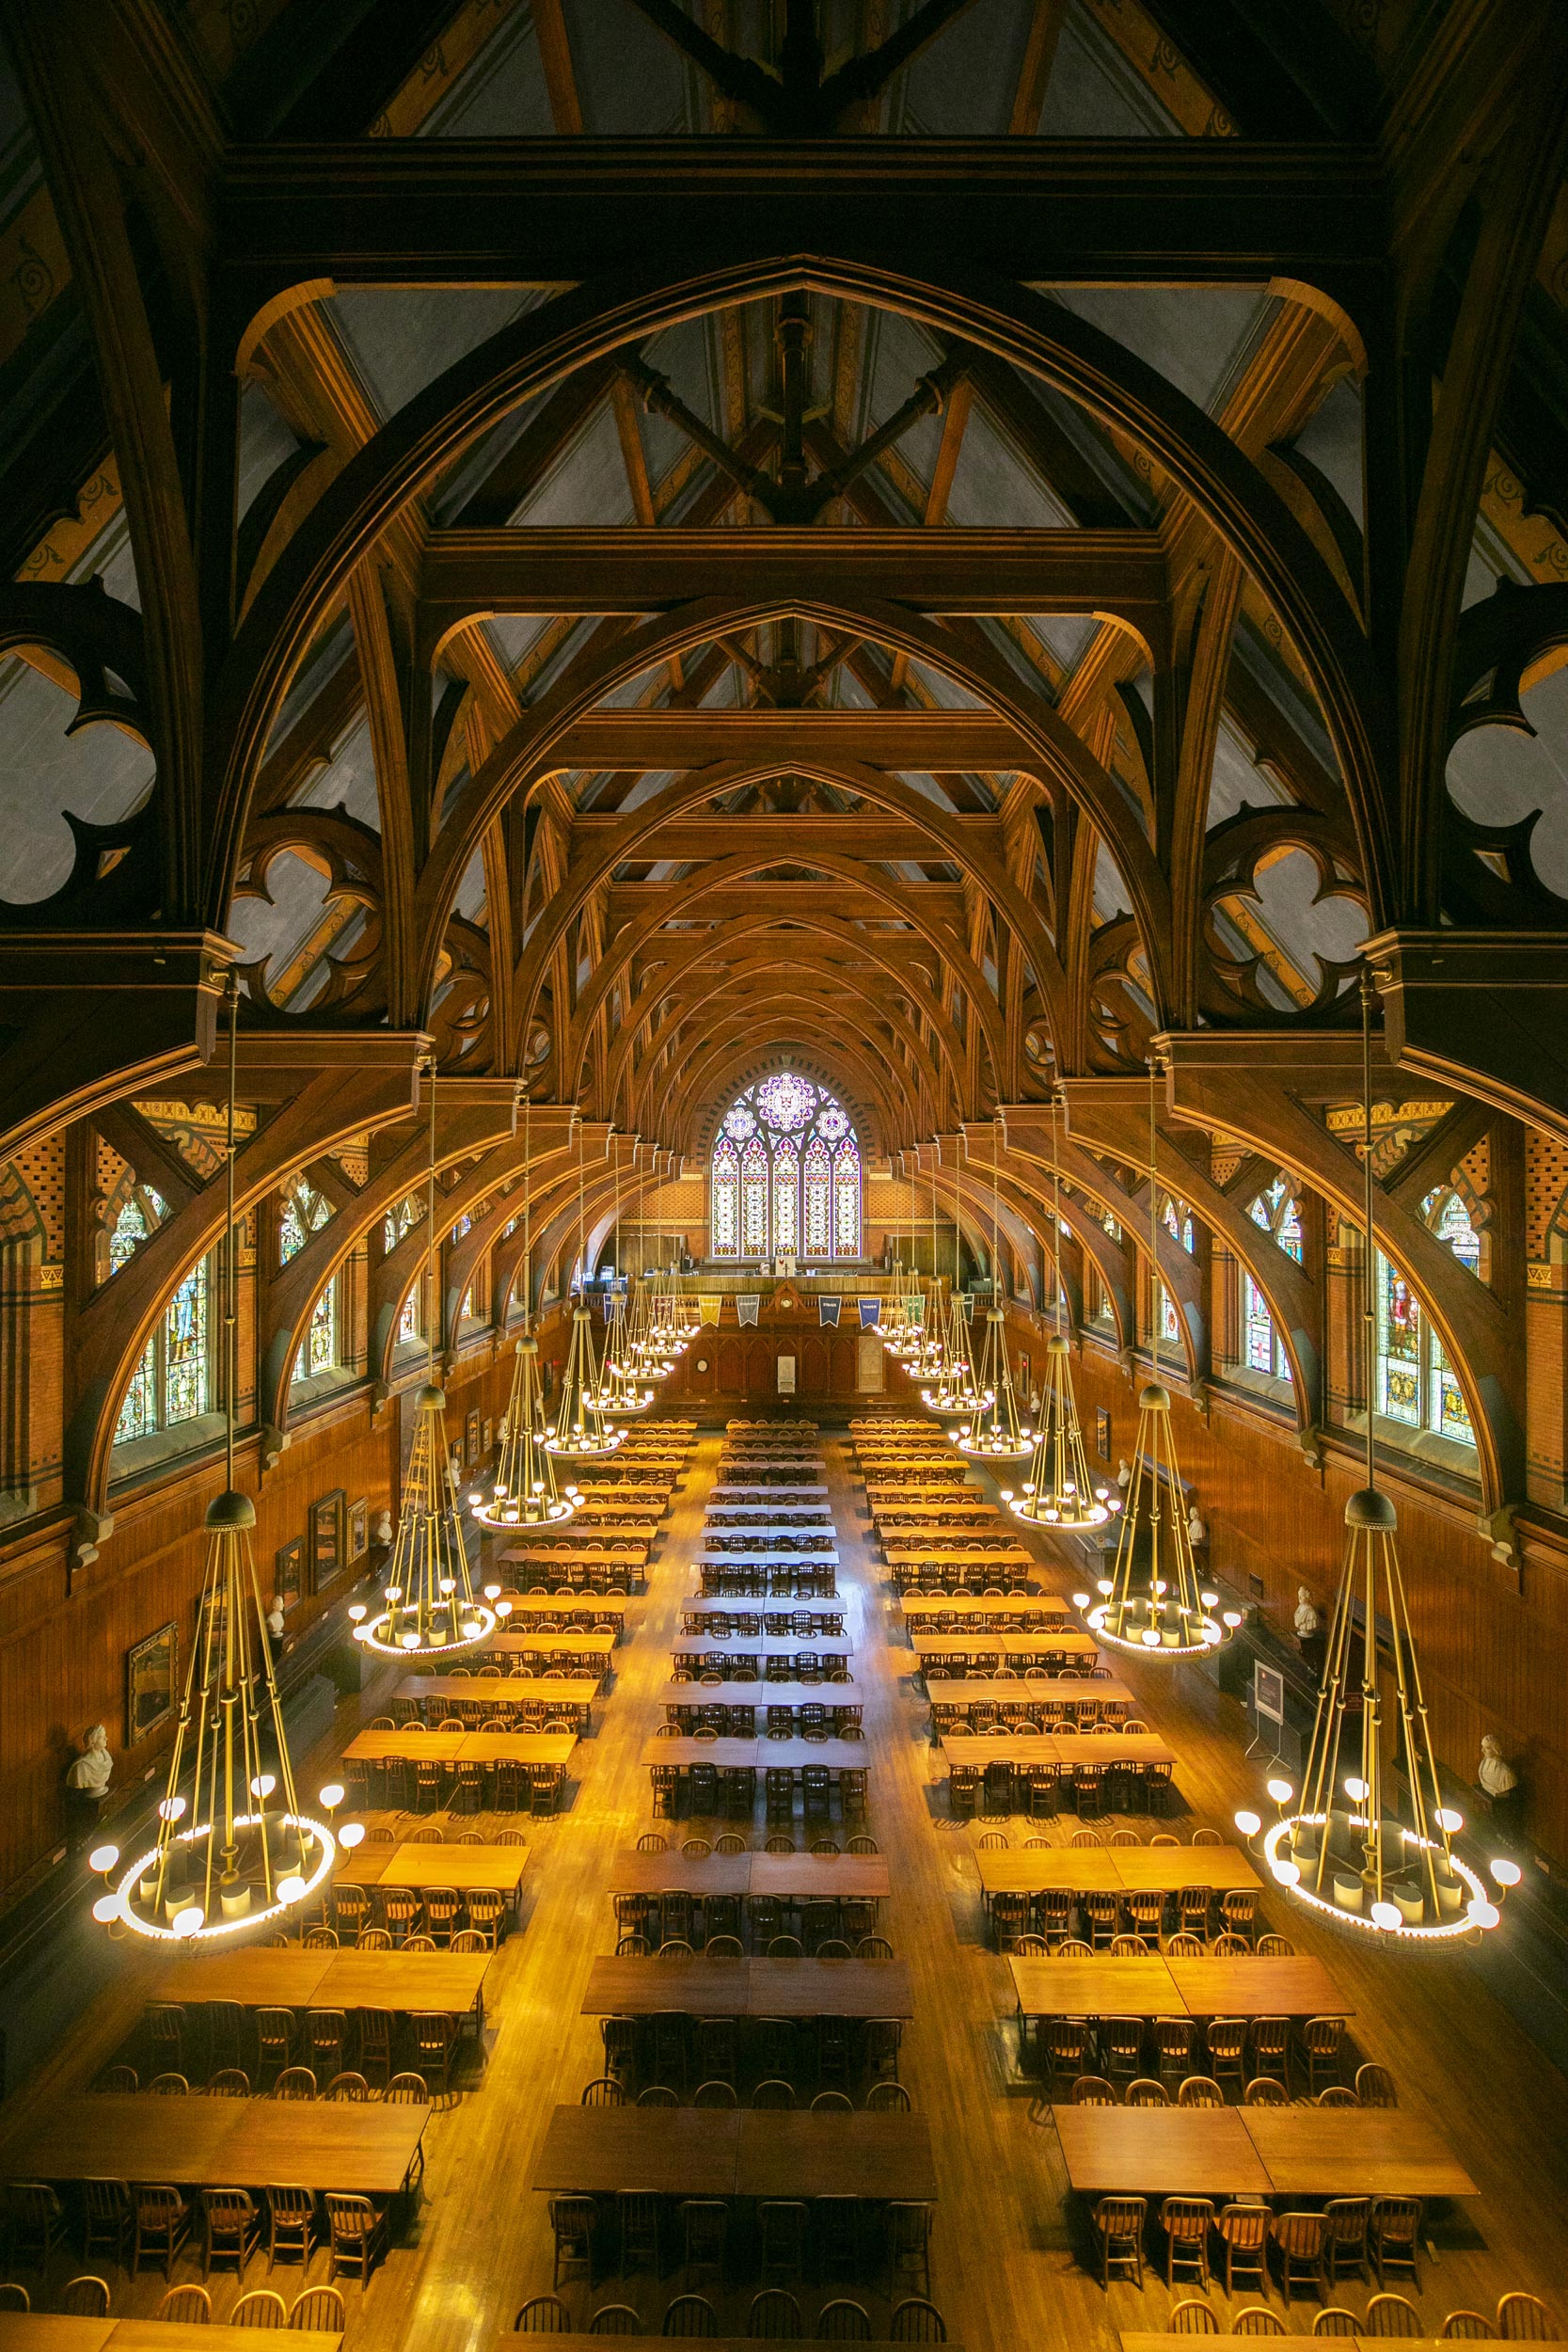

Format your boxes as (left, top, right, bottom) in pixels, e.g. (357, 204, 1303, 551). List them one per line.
(818, 1296, 842, 1327)
(859, 1297, 881, 1327)
(903, 1294, 926, 1326)
(736, 1295, 761, 1327)
(698, 1295, 722, 1326)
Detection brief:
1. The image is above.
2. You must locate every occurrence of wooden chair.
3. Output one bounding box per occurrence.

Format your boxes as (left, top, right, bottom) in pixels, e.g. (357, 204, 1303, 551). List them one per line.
(1256, 1934, 1295, 1956)
(1169, 2302, 1219, 2334)
(1370, 2197, 1422, 2287)
(1298, 2015, 1345, 2094)
(1101, 2015, 1145, 2079)
(255, 2009, 295, 2089)
(1497, 2295, 1555, 2339)
(58, 2276, 111, 2317)
(325, 2193, 389, 2288)
(1154, 2019, 1197, 2082)
(1125, 2078, 1168, 2108)
(325, 2072, 371, 2103)
(1312, 2312, 1360, 2337)
(264, 2186, 315, 2272)
(692, 2079, 736, 2109)
(0, 2289, 26, 2312)
(678, 2201, 727, 2284)
(749, 2289, 804, 2337)
(81, 2178, 132, 2265)
(1216, 2203, 1269, 2296)
(1233, 2311, 1285, 2335)
(156, 2285, 212, 2325)
(639, 2086, 679, 2108)
(866, 2081, 911, 2111)
(1441, 2315, 1497, 2338)
(1356, 2061, 1399, 2107)
(1041, 2017, 1093, 2090)
(133, 2185, 191, 2277)
(147, 2073, 189, 2096)
(208, 2068, 251, 2098)
(289, 2288, 346, 2331)
(887, 2202, 933, 2297)
(1243, 2077, 1290, 2107)
(1246, 2014, 1291, 2086)
(231, 2289, 288, 2328)
(1318, 2086, 1359, 2108)
(581, 2075, 626, 2107)
(1177, 2076, 1224, 2108)
(1070, 2075, 1118, 2106)
(1272, 2212, 1328, 2303)
(272, 2068, 317, 2103)
(1162, 2198, 1214, 2288)
(411, 2012, 456, 2097)
(200, 2187, 261, 2278)
(661, 2293, 718, 2336)
(1366, 2295, 1424, 2337)
(817, 2297, 874, 2340)
(356, 2008, 394, 2087)
(1323, 2198, 1370, 2283)
(1204, 2017, 1247, 2089)
(889, 2299, 947, 2344)
(516, 2294, 574, 2330)
(589, 2306, 642, 2334)
(1091, 2196, 1146, 2287)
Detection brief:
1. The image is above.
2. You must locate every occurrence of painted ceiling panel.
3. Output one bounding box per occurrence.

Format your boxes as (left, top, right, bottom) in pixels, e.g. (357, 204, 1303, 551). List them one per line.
(512, 397, 635, 528)
(422, 10, 559, 136)
(330, 288, 546, 422)
(944, 405, 1078, 529)
(1038, 4, 1180, 136)
(293, 711, 379, 828)
(564, 0, 690, 132)
(236, 380, 300, 525)
(1050, 286, 1275, 418)
(1290, 375, 1364, 528)
(896, 0, 1036, 133)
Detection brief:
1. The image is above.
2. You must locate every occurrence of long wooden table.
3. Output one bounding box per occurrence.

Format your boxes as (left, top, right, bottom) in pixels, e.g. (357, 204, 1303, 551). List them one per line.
(0, 2323, 341, 2352)
(607, 1851, 889, 1901)
(928, 1675, 1132, 1716)
(485, 1631, 617, 1661)
(397, 1671, 600, 1719)
(661, 1677, 863, 1711)
(701, 1543, 839, 1561)
(711, 1484, 829, 1499)
(531, 2107, 936, 2200)
(491, 1596, 628, 1627)
(1053, 2104, 1476, 2199)
(642, 1736, 868, 1773)
(0, 2096, 428, 2196)
(1008, 1952, 1349, 2020)
(672, 1642, 855, 1672)
(946, 1732, 1175, 1772)
(352, 1841, 530, 1895)
(582, 1956, 911, 2018)
(977, 1845, 1259, 1897)
(698, 1565, 839, 1597)
(901, 1594, 1069, 1621)
(156, 1946, 491, 2017)
(492, 2338, 956, 2352)
(345, 1729, 577, 1765)
(913, 1635, 1096, 1666)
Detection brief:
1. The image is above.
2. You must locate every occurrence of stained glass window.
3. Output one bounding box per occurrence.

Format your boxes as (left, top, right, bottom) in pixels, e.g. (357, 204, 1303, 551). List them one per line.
(398, 1276, 422, 1345)
(1243, 1272, 1291, 1381)
(802, 1136, 832, 1257)
(1249, 1174, 1305, 1263)
(108, 1186, 166, 1274)
(832, 1136, 861, 1256)
(385, 1194, 421, 1253)
(114, 1257, 212, 1450)
(279, 1178, 329, 1264)
(1162, 1197, 1195, 1253)
(1424, 1186, 1481, 1273)
(711, 1136, 740, 1258)
(711, 1074, 863, 1259)
(1158, 1280, 1180, 1345)
(772, 1136, 800, 1255)
(295, 1277, 337, 1383)
(741, 1135, 769, 1256)
(1376, 1254, 1422, 1427)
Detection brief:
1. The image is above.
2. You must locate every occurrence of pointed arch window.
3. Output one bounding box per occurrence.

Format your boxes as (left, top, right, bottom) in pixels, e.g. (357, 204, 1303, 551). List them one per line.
(398, 1274, 423, 1347)
(384, 1193, 421, 1253)
(1162, 1196, 1195, 1253)
(114, 1258, 213, 1449)
(710, 1074, 863, 1260)
(279, 1177, 330, 1264)
(1249, 1173, 1305, 1263)
(108, 1185, 166, 1275)
(1374, 1248, 1473, 1446)
(294, 1279, 338, 1384)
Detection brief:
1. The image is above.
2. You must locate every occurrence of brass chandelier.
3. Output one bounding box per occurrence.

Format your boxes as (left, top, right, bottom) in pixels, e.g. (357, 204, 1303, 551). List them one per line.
(1245, 972, 1515, 1943)
(91, 982, 333, 1942)
(1072, 1056, 1237, 1658)
(952, 1124, 1035, 1463)
(546, 1117, 625, 1460)
(472, 1089, 584, 1528)
(589, 1140, 654, 1415)
(353, 1058, 496, 1658)
(1011, 1097, 1121, 1530)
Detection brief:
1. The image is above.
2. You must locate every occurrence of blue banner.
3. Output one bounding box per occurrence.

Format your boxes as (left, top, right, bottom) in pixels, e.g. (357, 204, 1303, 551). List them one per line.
(818, 1296, 842, 1327)
(736, 1295, 760, 1327)
(859, 1297, 881, 1328)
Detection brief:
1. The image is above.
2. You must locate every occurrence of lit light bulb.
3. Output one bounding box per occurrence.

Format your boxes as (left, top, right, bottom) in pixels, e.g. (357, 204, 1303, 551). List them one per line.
(249, 1773, 277, 1800)
(1141, 1628, 1161, 1647)
(92, 1894, 120, 1925)
(276, 1876, 306, 1905)
(1222, 1611, 1243, 1629)
(159, 1796, 188, 1823)
(496, 1600, 514, 1618)
(402, 1631, 421, 1649)
(1266, 1777, 1293, 1805)
(1370, 1900, 1402, 1932)
(172, 1905, 205, 1937)
(1273, 1857, 1301, 1887)
(1435, 1806, 1464, 1834)
(1071, 1593, 1091, 1610)
(1467, 1898, 1500, 1931)
(1200, 1591, 1218, 1608)
(1096, 1579, 1113, 1597)
(340, 1823, 366, 1851)
(89, 1843, 120, 1874)
(318, 1783, 343, 1811)
(1344, 1775, 1368, 1804)
(484, 1583, 501, 1602)
(1490, 1858, 1522, 1889)
(1234, 1810, 1260, 1837)
(439, 1578, 456, 1597)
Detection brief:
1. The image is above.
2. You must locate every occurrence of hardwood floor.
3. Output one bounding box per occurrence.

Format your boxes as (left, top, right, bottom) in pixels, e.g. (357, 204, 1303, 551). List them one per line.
(8, 1422, 1566, 2346)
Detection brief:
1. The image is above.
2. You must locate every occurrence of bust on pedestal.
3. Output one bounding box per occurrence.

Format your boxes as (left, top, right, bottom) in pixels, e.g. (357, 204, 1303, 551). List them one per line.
(1293, 1583, 1327, 1684)
(1477, 1732, 1524, 1842)
(64, 1724, 113, 1851)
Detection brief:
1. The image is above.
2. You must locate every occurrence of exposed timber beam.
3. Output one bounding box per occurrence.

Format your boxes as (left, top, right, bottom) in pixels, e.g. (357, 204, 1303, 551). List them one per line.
(540, 711, 1034, 772)
(576, 814, 1000, 860)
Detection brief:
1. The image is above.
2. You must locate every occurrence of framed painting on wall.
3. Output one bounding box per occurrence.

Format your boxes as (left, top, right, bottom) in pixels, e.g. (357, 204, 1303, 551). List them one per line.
(466, 1408, 481, 1465)
(310, 1489, 346, 1592)
(1095, 1407, 1111, 1460)
(482, 1418, 494, 1456)
(274, 1536, 304, 1614)
(125, 1622, 178, 1747)
(347, 1499, 369, 1564)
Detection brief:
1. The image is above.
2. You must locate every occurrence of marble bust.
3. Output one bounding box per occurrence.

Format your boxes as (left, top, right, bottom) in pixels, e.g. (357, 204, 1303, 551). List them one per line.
(1294, 1584, 1321, 1639)
(1116, 1456, 1132, 1489)
(1186, 1503, 1207, 1547)
(373, 1508, 392, 1548)
(1479, 1733, 1517, 1798)
(66, 1722, 112, 1796)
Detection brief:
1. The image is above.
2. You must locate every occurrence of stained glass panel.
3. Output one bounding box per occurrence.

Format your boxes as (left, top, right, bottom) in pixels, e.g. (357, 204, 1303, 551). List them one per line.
(115, 1339, 157, 1444)
(802, 1135, 832, 1256)
(753, 1072, 814, 1131)
(772, 1137, 800, 1255)
(740, 1135, 769, 1256)
(109, 1198, 150, 1273)
(1436, 1356, 1474, 1442)
(164, 1268, 208, 1423)
(1377, 1253, 1421, 1426)
(832, 1136, 860, 1256)
(1158, 1282, 1180, 1345)
(711, 1136, 739, 1257)
(1243, 1272, 1290, 1379)
(398, 1279, 421, 1344)
(1429, 1187, 1481, 1271)
(384, 1194, 421, 1252)
(295, 1279, 336, 1382)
